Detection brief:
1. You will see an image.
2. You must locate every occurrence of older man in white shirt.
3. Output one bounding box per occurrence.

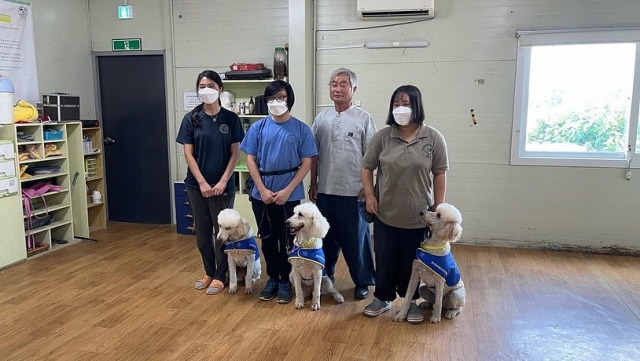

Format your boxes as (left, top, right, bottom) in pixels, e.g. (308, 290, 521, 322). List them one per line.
(309, 68, 377, 300)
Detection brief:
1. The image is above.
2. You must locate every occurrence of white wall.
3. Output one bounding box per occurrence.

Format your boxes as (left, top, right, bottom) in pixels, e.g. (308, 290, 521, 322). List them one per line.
(31, 0, 95, 118)
(29, 0, 640, 253)
(314, 0, 640, 252)
(170, 0, 289, 178)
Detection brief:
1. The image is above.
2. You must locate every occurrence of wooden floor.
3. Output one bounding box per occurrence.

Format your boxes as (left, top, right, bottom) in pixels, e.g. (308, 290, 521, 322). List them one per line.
(1, 223, 639, 361)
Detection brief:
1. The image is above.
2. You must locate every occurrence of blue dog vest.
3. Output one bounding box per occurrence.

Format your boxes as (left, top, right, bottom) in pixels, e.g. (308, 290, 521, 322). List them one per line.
(288, 242, 327, 276)
(415, 248, 461, 287)
(288, 247, 325, 268)
(224, 236, 260, 260)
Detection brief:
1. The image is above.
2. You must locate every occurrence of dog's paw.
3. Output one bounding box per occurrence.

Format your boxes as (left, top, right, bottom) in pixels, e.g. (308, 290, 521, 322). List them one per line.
(335, 294, 345, 304)
(392, 312, 407, 322)
(229, 285, 237, 294)
(429, 315, 441, 324)
(245, 286, 253, 295)
(295, 302, 305, 310)
(418, 301, 433, 310)
(311, 303, 320, 311)
(444, 309, 461, 319)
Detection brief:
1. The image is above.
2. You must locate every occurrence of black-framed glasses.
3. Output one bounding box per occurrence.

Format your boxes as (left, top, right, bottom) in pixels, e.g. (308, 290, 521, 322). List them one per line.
(266, 94, 287, 102)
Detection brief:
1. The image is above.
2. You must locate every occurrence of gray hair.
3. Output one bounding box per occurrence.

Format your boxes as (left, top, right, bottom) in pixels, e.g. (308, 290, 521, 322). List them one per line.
(329, 68, 357, 90)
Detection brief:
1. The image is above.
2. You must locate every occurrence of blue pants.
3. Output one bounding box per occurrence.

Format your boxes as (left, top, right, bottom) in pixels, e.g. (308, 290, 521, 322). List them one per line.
(316, 193, 375, 287)
(251, 197, 299, 282)
(186, 187, 234, 283)
(372, 218, 427, 301)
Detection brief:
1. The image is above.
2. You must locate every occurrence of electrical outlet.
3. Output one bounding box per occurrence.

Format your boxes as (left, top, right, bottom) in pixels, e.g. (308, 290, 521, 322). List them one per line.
(625, 169, 632, 180)
(354, 100, 361, 107)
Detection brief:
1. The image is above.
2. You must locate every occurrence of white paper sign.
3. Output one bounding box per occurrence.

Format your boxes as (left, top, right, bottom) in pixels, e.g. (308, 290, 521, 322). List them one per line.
(0, 1, 39, 104)
(183, 91, 200, 111)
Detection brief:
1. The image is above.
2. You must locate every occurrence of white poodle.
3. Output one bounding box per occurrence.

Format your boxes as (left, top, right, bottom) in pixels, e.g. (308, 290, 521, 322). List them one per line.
(286, 202, 344, 310)
(393, 203, 466, 324)
(217, 208, 262, 294)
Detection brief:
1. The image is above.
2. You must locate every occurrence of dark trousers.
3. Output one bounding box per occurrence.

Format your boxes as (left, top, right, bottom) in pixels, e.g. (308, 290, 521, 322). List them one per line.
(316, 193, 375, 287)
(251, 197, 299, 282)
(186, 187, 234, 282)
(372, 218, 427, 302)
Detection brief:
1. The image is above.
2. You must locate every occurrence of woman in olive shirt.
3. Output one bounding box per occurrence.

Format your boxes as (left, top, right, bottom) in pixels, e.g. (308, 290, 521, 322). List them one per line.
(360, 85, 449, 323)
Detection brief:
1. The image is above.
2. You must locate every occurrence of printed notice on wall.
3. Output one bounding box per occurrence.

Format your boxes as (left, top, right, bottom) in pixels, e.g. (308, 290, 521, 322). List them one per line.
(0, 1, 39, 104)
(184, 91, 199, 111)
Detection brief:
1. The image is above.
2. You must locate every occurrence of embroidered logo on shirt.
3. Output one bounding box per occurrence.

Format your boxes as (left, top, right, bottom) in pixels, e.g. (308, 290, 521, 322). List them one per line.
(220, 124, 229, 134)
(422, 144, 432, 158)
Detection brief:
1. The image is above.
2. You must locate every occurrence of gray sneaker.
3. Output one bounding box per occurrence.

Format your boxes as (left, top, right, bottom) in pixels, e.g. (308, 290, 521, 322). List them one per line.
(407, 301, 424, 324)
(363, 297, 392, 317)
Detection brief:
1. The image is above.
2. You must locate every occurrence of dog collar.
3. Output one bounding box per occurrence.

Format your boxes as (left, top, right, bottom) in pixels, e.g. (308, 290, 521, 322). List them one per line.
(420, 242, 450, 252)
(297, 238, 317, 249)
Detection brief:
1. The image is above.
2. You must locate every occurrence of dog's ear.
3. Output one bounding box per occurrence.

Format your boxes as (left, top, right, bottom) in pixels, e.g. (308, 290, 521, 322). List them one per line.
(239, 217, 251, 238)
(312, 212, 330, 239)
(439, 221, 462, 243)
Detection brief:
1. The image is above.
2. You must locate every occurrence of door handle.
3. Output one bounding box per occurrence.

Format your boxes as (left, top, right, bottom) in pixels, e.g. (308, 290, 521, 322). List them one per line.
(104, 137, 116, 145)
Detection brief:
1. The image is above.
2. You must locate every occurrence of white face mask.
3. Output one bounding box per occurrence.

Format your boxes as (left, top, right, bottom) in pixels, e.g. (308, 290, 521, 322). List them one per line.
(267, 99, 288, 116)
(392, 106, 412, 125)
(198, 87, 219, 104)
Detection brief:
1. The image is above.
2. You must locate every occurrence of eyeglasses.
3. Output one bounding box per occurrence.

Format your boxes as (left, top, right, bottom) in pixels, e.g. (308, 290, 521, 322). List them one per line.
(266, 94, 287, 102)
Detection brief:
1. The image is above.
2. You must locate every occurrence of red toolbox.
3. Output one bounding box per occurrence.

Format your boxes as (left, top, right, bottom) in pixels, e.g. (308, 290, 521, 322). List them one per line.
(230, 63, 265, 71)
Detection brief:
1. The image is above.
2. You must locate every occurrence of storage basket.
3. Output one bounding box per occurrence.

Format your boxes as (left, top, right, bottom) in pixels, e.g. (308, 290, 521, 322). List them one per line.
(43, 130, 63, 140)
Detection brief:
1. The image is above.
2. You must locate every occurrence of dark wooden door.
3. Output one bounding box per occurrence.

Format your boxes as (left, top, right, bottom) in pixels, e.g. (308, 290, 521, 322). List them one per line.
(97, 54, 171, 224)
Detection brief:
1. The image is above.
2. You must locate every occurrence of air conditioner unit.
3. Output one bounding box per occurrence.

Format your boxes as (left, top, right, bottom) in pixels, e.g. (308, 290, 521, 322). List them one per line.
(357, 0, 435, 19)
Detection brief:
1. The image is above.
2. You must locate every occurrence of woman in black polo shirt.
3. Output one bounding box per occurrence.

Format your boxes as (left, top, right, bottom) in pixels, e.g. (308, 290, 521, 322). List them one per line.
(176, 70, 244, 295)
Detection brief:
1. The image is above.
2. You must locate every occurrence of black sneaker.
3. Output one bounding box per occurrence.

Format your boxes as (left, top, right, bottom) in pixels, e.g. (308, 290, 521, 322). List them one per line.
(259, 278, 279, 301)
(276, 281, 293, 304)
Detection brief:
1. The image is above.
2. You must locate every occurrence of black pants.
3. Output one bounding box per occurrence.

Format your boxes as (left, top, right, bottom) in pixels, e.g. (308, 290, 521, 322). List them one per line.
(372, 218, 427, 301)
(251, 197, 299, 282)
(316, 193, 375, 287)
(187, 187, 234, 283)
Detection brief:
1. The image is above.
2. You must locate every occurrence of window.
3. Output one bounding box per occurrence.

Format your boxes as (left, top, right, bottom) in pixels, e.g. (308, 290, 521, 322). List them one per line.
(511, 29, 640, 168)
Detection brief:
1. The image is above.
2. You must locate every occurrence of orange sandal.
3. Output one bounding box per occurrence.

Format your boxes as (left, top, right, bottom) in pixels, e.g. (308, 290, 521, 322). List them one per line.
(195, 275, 213, 290)
(206, 279, 225, 295)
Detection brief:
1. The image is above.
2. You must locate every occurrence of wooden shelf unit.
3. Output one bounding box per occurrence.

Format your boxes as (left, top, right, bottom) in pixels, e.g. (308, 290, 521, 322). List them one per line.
(0, 122, 89, 259)
(82, 126, 107, 232)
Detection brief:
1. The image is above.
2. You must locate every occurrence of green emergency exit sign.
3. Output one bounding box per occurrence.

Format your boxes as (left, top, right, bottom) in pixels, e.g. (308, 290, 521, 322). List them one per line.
(112, 38, 141, 52)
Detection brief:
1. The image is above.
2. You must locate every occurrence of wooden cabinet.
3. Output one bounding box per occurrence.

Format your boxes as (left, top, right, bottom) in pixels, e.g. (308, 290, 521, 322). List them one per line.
(223, 78, 271, 121)
(0, 140, 26, 268)
(0, 122, 89, 259)
(82, 126, 107, 232)
(174, 182, 195, 235)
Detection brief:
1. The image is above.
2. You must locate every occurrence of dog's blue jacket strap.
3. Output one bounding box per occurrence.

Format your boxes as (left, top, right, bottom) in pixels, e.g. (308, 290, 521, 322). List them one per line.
(415, 248, 461, 287)
(288, 246, 326, 273)
(224, 236, 260, 260)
